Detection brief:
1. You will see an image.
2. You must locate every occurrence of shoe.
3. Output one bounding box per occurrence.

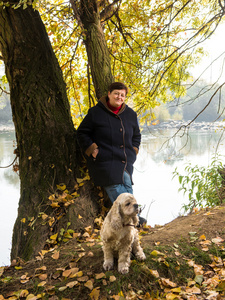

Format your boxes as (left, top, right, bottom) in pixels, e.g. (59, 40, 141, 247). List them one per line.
(138, 216, 147, 227)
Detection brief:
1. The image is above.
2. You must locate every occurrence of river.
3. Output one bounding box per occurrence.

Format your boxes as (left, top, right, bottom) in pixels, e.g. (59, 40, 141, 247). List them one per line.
(0, 125, 225, 266)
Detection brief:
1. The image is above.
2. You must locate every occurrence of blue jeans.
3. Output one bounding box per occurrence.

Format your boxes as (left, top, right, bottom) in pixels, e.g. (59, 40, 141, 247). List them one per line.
(104, 171, 133, 203)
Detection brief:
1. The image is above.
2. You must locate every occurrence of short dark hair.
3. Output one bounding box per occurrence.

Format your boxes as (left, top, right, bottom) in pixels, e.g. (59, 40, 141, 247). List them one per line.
(108, 82, 128, 95)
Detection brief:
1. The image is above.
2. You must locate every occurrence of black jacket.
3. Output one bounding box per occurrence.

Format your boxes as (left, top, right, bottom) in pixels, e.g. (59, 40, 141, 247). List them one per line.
(77, 97, 141, 186)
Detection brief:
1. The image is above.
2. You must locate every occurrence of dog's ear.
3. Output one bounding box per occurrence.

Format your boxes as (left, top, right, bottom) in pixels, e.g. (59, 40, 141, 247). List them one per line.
(109, 201, 123, 230)
(132, 215, 139, 226)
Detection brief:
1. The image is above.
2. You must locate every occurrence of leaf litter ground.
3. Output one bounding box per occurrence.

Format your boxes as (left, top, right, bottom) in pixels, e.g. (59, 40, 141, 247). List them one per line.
(1, 205, 225, 299)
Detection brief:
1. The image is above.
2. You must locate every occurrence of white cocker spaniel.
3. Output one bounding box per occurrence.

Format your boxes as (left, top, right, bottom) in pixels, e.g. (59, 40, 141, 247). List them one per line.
(100, 193, 146, 274)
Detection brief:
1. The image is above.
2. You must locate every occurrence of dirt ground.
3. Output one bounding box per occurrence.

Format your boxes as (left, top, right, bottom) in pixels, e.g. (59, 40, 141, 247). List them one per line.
(1, 204, 225, 299)
(142, 204, 225, 248)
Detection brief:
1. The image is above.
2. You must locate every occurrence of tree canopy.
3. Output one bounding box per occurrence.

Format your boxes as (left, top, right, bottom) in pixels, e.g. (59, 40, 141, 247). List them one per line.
(35, 0, 225, 125)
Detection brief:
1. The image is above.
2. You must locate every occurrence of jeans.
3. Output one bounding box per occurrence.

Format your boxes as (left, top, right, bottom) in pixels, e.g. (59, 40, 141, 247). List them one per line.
(104, 171, 133, 203)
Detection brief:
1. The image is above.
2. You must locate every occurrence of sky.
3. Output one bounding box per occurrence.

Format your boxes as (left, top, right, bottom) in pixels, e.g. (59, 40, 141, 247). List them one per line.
(190, 22, 225, 84)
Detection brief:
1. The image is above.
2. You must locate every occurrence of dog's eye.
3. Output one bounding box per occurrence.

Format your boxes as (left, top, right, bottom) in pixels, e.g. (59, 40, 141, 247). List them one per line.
(125, 202, 130, 206)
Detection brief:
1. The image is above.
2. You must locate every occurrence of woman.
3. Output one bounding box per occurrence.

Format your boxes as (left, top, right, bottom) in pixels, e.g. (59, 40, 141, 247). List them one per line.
(77, 82, 146, 224)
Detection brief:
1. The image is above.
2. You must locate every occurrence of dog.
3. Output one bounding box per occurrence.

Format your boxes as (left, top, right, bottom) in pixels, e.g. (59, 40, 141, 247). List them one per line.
(100, 193, 146, 274)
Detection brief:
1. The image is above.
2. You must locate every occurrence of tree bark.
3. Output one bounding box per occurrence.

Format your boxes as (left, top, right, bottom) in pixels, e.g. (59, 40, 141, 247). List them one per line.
(71, 0, 114, 99)
(0, 3, 99, 261)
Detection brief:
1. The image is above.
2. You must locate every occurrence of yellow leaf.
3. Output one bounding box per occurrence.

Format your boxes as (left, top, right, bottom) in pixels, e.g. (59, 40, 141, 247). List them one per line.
(15, 266, 23, 270)
(26, 294, 37, 300)
(199, 234, 206, 240)
(37, 281, 46, 287)
(51, 251, 60, 260)
(76, 178, 83, 183)
(48, 194, 55, 200)
(75, 271, 83, 277)
(50, 202, 60, 208)
(21, 218, 26, 223)
(50, 233, 58, 240)
(70, 270, 83, 278)
(95, 272, 106, 279)
(166, 293, 180, 300)
(171, 287, 182, 293)
(56, 184, 66, 191)
(84, 280, 93, 290)
(78, 215, 83, 219)
(150, 250, 165, 256)
(89, 287, 100, 300)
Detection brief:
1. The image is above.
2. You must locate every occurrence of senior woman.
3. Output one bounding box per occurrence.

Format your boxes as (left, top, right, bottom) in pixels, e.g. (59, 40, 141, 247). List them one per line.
(77, 82, 146, 225)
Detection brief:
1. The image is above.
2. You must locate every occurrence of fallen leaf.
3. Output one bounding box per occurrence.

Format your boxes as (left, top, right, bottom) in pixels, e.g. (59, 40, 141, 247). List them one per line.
(185, 286, 201, 294)
(70, 271, 83, 278)
(51, 251, 60, 260)
(66, 281, 78, 288)
(58, 286, 67, 292)
(212, 236, 224, 245)
(89, 287, 100, 300)
(84, 280, 93, 290)
(160, 278, 177, 288)
(77, 276, 89, 282)
(149, 269, 159, 278)
(95, 272, 106, 279)
(109, 275, 117, 282)
(0, 267, 5, 277)
(38, 274, 47, 280)
(150, 250, 165, 256)
(199, 234, 206, 240)
(37, 281, 46, 287)
(26, 294, 38, 300)
(63, 269, 72, 278)
(35, 266, 47, 272)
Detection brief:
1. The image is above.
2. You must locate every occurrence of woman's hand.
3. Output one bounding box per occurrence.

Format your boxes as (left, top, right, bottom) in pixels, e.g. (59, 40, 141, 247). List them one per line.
(92, 148, 99, 158)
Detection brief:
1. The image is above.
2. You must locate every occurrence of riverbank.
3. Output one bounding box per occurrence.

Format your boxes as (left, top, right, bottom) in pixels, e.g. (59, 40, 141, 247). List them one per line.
(141, 120, 225, 133)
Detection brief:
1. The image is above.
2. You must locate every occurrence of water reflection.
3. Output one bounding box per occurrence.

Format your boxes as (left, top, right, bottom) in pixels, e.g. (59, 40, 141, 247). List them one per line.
(0, 132, 20, 266)
(133, 129, 225, 228)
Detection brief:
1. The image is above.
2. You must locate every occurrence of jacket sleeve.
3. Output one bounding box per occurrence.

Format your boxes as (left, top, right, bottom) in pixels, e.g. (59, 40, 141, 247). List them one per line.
(132, 114, 141, 154)
(77, 110, 98, 157)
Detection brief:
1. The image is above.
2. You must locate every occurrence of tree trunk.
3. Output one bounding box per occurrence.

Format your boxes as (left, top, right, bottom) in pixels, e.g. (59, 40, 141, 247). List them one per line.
(73, 0, 114, 99)
(0, 3, 99, 261)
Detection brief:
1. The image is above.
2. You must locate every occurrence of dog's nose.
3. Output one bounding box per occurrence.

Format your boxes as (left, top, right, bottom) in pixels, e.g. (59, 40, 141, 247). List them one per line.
(134, 204, 139, 210)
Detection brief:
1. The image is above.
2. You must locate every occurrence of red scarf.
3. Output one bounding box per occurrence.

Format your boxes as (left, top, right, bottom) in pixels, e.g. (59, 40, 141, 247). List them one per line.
(107, 101, 122, 114)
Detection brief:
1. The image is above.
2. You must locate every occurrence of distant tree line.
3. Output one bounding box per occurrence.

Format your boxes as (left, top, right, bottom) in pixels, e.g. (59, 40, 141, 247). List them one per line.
(1, 79, 225, 125)
(153, 80, 225, 122)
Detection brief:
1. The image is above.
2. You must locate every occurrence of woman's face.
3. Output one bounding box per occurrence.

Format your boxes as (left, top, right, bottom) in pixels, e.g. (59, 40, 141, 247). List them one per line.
(108, 89, 126, 108)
